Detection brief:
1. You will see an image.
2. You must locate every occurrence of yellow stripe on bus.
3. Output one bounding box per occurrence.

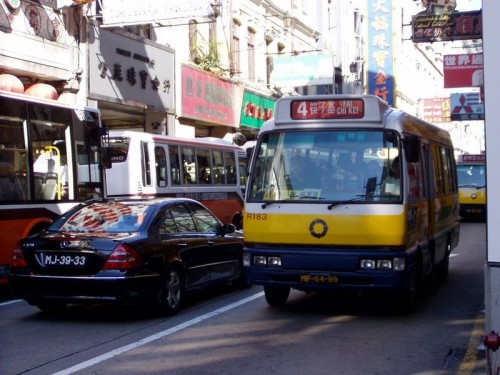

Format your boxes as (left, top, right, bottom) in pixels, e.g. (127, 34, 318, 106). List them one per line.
(244, 212, 407, 246)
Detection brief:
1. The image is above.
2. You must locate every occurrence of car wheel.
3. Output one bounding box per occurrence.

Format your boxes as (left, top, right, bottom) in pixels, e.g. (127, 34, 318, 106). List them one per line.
(156, 266, 185, 315)
(264, 285, 290, 307)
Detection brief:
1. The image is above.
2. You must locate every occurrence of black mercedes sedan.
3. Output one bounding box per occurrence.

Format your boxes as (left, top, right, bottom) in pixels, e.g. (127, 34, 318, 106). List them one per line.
(9, 197, 245, 315)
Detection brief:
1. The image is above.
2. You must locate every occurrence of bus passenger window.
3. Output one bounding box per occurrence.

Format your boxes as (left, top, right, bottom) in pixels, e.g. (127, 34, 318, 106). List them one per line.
(155, 146, 167, 187)
(168, 146, 181, 185)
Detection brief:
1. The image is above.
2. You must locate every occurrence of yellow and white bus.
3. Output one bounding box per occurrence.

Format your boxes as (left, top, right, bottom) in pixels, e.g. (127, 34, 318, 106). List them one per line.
(457, 154, 486, 220)
(106, 130, 247, 228)
(243, 95, 460, 311)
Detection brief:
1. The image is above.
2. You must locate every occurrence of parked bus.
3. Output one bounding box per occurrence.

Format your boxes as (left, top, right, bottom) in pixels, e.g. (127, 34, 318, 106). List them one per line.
(105, 130, 247, 228)
(457, 154, 486, 220)
(243, 95, 460, 311)
(0, 90, 109, 286)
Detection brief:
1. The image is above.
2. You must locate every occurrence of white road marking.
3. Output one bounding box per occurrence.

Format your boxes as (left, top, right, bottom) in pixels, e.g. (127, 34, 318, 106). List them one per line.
(0, 299, 22, 307)
(52, 291, 264, 375)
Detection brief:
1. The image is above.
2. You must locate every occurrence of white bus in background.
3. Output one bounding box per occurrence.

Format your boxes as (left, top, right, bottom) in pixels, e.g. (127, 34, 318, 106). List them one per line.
(106, 130, 247, 228)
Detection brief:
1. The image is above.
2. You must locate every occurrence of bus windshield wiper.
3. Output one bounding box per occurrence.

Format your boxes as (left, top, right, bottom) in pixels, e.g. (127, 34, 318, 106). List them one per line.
(327, 195, 369, 210)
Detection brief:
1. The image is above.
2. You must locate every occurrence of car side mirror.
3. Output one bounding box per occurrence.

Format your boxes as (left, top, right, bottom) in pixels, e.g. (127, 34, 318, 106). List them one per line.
(219, 223, 236, 236)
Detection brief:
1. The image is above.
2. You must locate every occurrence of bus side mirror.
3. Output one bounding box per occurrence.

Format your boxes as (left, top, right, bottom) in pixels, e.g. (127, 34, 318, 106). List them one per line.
(404, 136, 420, 163)
(101, 147, 112, 169)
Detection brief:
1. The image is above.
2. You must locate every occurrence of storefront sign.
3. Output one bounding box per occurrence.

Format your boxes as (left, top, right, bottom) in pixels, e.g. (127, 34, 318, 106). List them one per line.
(181, 64, 237, 127)
(450, 92, 484, 121)
(423, 98, 451, 123)
(101, 0, 215, 27)
(271, 55, 334, 88)
(444, 53, 483, 88)
(412, 10, 482, 43)
(88, 24, 174, 112)
(239, 91, 275, 129)
(367, 0, 395, 106)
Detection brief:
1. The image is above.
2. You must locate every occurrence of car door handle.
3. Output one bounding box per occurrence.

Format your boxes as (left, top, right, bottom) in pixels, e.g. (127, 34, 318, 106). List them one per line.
(177, 243, 188, 248)
(207, 241, 215, 246)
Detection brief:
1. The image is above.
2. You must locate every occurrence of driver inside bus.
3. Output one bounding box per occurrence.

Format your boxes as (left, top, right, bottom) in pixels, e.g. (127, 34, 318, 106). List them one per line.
(382, 156, 400, 195)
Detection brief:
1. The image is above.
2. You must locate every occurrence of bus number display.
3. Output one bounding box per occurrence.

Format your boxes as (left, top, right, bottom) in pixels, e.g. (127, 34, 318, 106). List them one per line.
(291, 99, 365, 120)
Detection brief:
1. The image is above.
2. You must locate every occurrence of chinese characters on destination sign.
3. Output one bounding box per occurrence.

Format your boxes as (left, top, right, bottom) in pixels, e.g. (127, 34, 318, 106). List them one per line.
(291, 99, 365, 120)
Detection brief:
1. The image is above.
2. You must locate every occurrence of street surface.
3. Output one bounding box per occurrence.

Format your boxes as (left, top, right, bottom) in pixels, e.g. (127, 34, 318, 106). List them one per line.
(0, 222, 486, 375)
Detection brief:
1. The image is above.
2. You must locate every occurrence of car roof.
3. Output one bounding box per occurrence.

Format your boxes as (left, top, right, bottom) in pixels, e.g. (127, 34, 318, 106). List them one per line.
(88, 197, 201, 207)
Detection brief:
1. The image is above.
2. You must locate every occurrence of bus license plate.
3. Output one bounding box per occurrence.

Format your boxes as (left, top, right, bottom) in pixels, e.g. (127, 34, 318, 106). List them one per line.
(38, 253, 87, 267)
(300, 274, 339, 283)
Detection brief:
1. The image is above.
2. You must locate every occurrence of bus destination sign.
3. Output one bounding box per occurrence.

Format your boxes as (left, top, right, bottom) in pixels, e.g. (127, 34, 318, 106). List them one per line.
(290, 99, 365, 120)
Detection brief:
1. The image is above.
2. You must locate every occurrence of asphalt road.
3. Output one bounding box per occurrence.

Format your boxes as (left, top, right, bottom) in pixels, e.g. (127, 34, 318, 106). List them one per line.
(0, 221, 487, 375)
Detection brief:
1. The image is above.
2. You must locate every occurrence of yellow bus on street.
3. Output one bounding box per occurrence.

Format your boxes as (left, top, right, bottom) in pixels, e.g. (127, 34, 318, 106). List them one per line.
(457, 154, 486, 221)
(243, 95, 460, 312)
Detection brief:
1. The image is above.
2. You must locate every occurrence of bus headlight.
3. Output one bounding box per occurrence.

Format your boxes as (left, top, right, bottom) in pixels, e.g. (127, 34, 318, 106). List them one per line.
(254, 256, 268, 265)
(268, 257, 281, 266)
(360, 259, 376, 269)
(360, 258, 406, 271)
(377, 259, 393, 270)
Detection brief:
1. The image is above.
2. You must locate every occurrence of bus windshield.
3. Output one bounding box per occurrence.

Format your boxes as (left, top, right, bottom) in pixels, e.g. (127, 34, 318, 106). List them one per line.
(247, 129, 401, 203)
(457, 164, 486, 188)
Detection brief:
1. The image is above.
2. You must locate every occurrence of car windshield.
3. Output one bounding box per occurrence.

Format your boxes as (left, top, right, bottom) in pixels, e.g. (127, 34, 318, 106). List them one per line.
(49, 201, 153, 233)
(246, 129, 401, 203)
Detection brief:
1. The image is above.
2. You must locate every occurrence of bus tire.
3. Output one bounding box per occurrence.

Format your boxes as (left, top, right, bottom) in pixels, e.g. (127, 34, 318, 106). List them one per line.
(264, 285, 290, 307)
(156, 265, 185, 315)
(435, 242, 451, 283)
(397, 256, 423, 314)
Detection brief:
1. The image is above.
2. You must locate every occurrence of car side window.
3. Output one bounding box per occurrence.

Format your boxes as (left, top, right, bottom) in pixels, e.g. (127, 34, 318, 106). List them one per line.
(156, 210, 177, 235)
(187, 202, 220, 233)
(169, 204, 197, 233)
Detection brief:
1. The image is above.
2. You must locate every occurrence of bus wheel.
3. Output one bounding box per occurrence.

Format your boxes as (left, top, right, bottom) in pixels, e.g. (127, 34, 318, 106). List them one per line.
(435, 243, 451, 283)
(156, 266, 185, 315)
(397, 264, 422, 314)
(264, 285, 290, 307)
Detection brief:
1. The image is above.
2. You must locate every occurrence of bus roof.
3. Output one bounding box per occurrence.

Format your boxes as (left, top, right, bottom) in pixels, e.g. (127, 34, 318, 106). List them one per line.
(108, 130, 243, 151)
(261, 94, 452, 145)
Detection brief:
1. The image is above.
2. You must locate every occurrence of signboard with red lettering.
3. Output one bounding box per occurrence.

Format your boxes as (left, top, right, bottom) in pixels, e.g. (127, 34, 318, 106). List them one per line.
(450, 92, 484, 121)
(239, 90, 275, 130)
(423, 98, 451, 123)
(444, 53, 483, 88)
(411, 10, 482, 43)
(181, 64, 237, 127)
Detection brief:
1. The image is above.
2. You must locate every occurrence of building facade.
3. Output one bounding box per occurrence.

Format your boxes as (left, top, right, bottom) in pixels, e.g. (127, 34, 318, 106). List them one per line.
(1, 0, 453, 144)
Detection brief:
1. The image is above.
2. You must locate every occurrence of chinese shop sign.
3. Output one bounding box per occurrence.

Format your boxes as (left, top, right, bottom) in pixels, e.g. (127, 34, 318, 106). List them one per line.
(423, 98, 451, 123)
(239, 90, 275, 130)
(444, 53, 483, 88)
(181, 64, 237, 127)
(367, 0, 395, 106)
(412, 10, 482, 43)
(89, 24, 174, 112)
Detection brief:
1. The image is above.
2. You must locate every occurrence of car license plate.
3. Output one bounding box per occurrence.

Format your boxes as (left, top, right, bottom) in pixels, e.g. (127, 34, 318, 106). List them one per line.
(300, 274, 339, 283)
(37, 253, 87, 267)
